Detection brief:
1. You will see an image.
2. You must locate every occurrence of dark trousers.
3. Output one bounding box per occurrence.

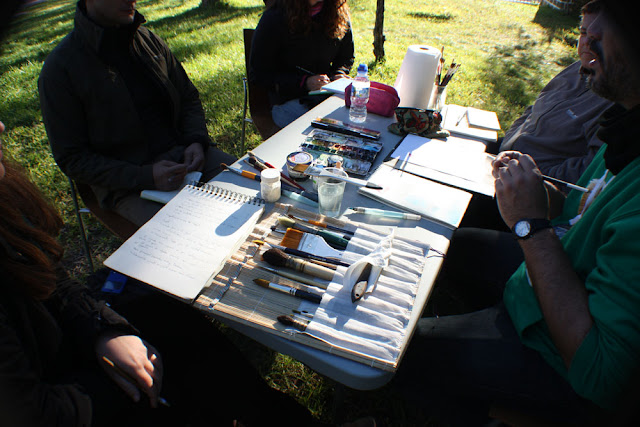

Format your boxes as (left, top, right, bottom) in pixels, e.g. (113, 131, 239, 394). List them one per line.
(393, 228, 601, 425)
(113, 147, 237, 227)
(80, 275, 315, 427)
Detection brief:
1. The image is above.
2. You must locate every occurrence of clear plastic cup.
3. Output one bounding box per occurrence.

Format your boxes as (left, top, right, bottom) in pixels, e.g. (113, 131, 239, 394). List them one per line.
(317, 167, 348, 218)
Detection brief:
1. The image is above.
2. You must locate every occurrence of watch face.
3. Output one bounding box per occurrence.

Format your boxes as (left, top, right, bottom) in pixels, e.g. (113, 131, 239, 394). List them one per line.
(514, 220, 531, 237)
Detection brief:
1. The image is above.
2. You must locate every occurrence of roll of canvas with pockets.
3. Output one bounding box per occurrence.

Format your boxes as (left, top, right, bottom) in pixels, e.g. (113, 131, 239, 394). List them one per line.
(344, 81, 400, 117)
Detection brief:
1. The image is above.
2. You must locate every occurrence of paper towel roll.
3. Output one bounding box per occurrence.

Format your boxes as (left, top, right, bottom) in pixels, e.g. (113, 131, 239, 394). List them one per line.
(394, 45, 441, 109)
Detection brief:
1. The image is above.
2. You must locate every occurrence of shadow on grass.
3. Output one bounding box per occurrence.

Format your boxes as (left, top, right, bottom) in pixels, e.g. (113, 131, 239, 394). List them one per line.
(532, 4, 580, 47)
(481, 37, 548, 122)
(0, 1, 75, 72)
(149, 2, 264, 61)
(408, 11, 454, 22)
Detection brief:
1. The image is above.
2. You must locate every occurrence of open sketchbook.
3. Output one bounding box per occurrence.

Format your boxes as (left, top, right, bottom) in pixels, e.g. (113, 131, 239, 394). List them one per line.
(389, 133, 496, 197)
(360, 162, 473, 229)
(105, 184, 265, 301)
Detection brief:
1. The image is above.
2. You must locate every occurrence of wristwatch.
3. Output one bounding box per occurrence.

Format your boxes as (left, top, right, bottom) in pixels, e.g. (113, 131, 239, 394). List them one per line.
(512, 218, 551, 240)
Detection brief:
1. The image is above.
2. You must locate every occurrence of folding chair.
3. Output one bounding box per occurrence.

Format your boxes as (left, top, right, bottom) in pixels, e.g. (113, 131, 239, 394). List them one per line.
(241, 28, 281, 153)
(68, 177, 137, 271)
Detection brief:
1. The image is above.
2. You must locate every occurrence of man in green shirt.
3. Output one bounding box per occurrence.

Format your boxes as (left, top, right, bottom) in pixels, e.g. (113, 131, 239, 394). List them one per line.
(394, 1, 640, 423)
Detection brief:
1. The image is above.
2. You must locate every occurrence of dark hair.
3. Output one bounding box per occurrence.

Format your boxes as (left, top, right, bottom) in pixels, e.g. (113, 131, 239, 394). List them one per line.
(0, 161, 63, 300)
(582, 0, 603, 15)
(277, 0, 350, 39)
(603, 0, 640, 67)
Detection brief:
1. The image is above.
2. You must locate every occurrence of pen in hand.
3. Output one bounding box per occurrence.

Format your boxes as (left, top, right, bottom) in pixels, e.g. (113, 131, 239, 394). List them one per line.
(296, 65, 315, 75)
(102, 356, 170, 407)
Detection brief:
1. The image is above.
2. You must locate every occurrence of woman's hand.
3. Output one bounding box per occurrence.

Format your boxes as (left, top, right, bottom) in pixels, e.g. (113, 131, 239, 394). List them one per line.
(305, 74, 331, 91)
(96, 333, 164, 408)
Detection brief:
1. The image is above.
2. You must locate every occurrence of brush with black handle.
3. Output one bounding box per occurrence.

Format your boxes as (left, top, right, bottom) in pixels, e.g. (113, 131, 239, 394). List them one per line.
(254, 240, 347, 268)
(262, 248, 337, 281)
(278, 216, 350, 249)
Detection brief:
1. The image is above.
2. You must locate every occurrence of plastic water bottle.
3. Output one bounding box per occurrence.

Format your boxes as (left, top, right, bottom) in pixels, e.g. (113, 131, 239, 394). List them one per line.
(349, 64, 370, 123)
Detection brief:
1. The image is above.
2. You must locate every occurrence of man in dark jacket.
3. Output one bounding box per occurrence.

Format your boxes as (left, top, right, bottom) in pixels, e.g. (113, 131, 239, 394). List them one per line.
(39, 0, 235, 226)
(496, 1, 612, 185)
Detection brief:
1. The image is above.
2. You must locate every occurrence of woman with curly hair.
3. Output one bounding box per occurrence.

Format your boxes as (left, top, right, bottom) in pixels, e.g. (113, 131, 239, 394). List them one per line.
(250, 0, 355, 127)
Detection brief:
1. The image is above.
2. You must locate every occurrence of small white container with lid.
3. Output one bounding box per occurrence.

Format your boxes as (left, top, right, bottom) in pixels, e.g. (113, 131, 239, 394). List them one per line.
(260, 168, 281, 202)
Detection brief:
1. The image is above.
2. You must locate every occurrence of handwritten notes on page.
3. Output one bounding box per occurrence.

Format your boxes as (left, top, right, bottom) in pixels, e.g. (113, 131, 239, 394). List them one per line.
(105, 185, 264, 301)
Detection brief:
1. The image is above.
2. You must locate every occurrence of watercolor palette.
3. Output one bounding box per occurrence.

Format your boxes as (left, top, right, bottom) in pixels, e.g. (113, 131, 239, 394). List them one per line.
(300, 129, 384, 176)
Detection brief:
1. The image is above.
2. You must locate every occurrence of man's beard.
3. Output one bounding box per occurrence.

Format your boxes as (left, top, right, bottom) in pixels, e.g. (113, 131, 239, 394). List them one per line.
(584, 54, 640, 103)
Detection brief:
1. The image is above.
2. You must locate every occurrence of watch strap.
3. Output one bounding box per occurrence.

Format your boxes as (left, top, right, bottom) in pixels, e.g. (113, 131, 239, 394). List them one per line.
(513, 218, 552, 239)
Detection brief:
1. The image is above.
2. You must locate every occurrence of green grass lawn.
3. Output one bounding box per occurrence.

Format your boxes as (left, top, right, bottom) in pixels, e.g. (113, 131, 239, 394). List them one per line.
(1, 0, 579, 424)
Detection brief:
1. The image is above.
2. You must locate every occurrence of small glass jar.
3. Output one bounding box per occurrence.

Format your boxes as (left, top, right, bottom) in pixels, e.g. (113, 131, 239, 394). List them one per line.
(260, 168, 281, 202)
(428, 85, 447, 111)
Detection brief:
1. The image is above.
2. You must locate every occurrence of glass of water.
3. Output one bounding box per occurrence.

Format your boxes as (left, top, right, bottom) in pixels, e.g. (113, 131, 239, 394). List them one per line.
(317, 167, 348, 218)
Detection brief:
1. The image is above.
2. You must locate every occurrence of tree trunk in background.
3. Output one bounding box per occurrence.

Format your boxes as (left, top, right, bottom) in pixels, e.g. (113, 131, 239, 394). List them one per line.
(373, 0, 385, 61)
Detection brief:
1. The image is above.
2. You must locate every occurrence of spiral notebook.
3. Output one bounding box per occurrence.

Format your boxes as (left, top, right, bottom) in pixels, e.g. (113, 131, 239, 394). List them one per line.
(104, 183, 265, 301)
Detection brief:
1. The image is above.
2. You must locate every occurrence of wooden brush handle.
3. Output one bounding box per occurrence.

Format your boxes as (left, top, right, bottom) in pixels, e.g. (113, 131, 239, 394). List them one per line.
(286, 257, 336, 281)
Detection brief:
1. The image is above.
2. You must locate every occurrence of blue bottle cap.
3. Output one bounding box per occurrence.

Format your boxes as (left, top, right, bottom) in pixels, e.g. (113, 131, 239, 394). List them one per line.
(357, 63, 368, 73)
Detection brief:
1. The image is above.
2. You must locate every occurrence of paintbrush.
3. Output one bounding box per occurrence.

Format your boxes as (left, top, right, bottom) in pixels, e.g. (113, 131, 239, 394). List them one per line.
(487, 154, 590, 193)
(227, 162, 316, 201)
(101, 356, 170, 407)
(277, 314, 308, 331)
(280, 228, 345, 259)
(247, 152, 305, 191)
(254, 263, 329, 289)
(253, 240, 347, 268)
(221, 163, 261, 182)
(262, 248, 336, 281)
(287, 214, 355, 236)
(253, 278, 323, 303)
(278, 216, 350, 248)
(244, 156, 310, 194)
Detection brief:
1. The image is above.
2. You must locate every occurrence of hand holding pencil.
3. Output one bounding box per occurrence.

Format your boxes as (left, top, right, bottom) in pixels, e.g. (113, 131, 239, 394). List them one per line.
(96, 334, 167, 408)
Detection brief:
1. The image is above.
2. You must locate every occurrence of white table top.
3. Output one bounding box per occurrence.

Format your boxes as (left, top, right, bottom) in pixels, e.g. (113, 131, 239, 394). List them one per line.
(208, 96, 455, 390)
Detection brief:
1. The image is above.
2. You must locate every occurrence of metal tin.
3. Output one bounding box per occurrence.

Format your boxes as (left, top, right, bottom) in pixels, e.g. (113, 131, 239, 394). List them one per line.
(286, 151, 313, 180)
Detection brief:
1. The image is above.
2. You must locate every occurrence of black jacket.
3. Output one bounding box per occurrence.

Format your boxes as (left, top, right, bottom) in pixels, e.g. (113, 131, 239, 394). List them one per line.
(0, 266, 135, 426)
(249, 1, 355, 106)
(39, 2, 210, 208)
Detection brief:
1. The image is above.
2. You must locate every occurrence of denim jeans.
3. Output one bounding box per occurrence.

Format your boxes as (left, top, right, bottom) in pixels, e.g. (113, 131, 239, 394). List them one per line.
(271, 98, 310, 128)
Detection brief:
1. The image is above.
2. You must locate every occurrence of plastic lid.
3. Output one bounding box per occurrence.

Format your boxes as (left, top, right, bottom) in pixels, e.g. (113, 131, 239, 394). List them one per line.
(357, 63, 368, 74)
(260, 168, 280, 183)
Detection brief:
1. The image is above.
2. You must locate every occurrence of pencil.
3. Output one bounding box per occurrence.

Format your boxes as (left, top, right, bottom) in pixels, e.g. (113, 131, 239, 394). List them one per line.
(101, 356, 170, 407)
